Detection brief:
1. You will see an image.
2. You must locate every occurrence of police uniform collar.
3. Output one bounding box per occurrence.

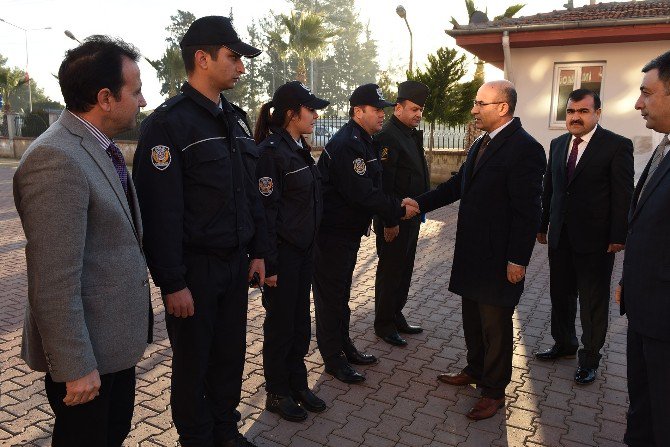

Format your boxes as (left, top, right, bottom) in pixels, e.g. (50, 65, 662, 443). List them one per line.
(390, 115, 416, 137)
(349, 119, 373, 144)
(180, 82, 231, 116)
(271, 125, 307, 152)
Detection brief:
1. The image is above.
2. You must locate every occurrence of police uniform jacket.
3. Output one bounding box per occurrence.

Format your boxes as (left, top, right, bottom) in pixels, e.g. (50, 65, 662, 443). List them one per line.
(256, 127, 323, 277)
(374, 115, 430, 226)
(133, 82, 268, 295)
(317, 119, 404, 236)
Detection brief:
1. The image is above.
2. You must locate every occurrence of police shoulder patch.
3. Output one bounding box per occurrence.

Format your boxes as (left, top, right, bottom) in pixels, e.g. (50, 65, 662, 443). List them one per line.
(381, 147, 389, 161)
(353, 158, 367, 175)
(150, 145, 171, 171)
(259, 177, 274, 196)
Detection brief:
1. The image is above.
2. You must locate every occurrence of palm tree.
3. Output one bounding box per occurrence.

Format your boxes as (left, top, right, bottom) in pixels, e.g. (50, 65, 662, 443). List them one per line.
(450, 1, 525, 28)
(279, 11, 336, 85)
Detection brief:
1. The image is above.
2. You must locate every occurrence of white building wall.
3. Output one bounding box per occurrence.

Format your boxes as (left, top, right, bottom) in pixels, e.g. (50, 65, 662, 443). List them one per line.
(507, 40, 670, 180)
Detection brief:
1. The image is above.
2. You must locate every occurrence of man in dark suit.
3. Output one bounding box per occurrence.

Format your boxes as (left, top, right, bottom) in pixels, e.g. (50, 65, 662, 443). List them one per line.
(617, 50, 670, 447)
(535, 89, 634, 385)
(404, 80, 546, 420)
(373, 80, 431, 347)
(13, 36, 152, 447)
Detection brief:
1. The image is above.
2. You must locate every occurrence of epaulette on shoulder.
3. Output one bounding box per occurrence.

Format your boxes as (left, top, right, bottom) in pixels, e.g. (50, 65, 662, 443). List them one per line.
(156, 93, 186, 112)
(261, 133, 283, 150)
(231, 102, 248, 117)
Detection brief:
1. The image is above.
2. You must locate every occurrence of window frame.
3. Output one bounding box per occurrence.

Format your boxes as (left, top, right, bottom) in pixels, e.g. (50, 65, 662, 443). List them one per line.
(549, 61, 606, 129)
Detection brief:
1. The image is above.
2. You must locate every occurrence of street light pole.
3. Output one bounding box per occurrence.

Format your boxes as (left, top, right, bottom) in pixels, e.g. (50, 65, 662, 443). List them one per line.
(0, 18, 51, 113)
(395, 5, 413, 74)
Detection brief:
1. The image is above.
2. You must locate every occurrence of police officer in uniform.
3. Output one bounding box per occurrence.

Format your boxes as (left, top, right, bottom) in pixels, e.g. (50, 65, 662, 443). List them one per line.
(373, 81, 430, 346)
(253, 81, 329, 422)
(313, 83, 419, 383)
(132, 16, 267, 447)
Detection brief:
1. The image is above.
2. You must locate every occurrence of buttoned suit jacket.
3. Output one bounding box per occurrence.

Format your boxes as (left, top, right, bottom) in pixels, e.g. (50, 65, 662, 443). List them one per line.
(541, 126, 634, 253)
(415, 117, 546, 307)
(621, 142, 670, 341)
(13, 111, 152, 382)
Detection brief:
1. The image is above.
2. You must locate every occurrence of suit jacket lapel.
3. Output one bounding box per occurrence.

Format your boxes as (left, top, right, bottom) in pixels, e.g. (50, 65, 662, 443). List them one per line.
(471, 117, 521, 179)
(631, 150, 670, 220)
(59, 112, 140, 243)
(568, 126, 602, 185)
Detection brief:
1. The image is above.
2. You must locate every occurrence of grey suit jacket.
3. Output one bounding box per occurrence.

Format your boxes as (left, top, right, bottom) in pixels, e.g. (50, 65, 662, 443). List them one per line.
(14, 111, 152, 382)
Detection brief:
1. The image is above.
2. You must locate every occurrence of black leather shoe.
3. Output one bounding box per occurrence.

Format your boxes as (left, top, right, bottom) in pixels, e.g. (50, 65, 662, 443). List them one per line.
(218, 434, 258, 447)
(397, 324, 423, 334)
(265, 393, 308, 422)
(291, 388, 326, 412)
(574, 367, 597, 385)
(344, 348, 377, 365)
(325, 362, 365, 383)
(534, 345, 577, 361)
(380, 332, 407, 346)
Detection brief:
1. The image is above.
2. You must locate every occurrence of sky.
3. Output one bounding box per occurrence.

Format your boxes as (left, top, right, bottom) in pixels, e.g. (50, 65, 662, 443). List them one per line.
(0, 0, 630, 110)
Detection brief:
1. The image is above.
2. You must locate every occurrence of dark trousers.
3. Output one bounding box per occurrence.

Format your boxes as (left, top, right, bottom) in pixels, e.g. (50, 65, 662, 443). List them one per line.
(167, 250, 249, 447)
(263, 243, 313, 395)
(373, 217, 420, 336)
(313, 230, 361, 366)
(461, 297, 514, 399)
(548, 228, 615, 368)
(45, 367, 135, 447)
(624, 327, 670, 447)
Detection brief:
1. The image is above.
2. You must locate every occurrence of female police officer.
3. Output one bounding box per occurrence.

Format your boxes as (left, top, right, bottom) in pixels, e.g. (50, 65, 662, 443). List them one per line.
(253, 81, 329, 422)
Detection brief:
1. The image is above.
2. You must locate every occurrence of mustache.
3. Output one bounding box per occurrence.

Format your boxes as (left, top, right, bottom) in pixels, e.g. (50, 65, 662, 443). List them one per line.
(570, 120, 583, 125)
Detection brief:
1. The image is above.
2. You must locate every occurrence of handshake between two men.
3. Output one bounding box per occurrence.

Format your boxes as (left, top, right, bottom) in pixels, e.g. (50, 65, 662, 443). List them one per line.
(382, 198, 421, 243)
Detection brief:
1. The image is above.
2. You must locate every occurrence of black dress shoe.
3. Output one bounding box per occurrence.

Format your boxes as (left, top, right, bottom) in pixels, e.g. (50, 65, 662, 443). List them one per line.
(534, 345, 577, 361)
(344, 348, 377, 365)
(265, 393, 308, 422)
(397, 324, 423, 334)
(291, 388, 326, 412)
(380, 332, 407, 346)
(218, 434, 258, 447)
(325, 362, 365, 383)
(574, 367, 597, 385)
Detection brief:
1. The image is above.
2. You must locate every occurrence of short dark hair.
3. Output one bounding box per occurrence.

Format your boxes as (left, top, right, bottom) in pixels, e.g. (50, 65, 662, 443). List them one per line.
(58, 35, 140, 113)
(568, 89, 601, 110)
(181, 45, 222, 74)
(501, 85, 517, 115)
(349, 106, 356, 118)
(642, 50, 670, 94)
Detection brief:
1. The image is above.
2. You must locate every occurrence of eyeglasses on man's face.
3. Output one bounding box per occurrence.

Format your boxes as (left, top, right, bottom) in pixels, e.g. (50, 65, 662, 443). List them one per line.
(472, 100, 506, 108)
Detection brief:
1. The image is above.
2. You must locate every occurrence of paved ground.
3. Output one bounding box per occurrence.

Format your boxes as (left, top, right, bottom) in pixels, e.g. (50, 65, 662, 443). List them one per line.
(0, 162, 629, 447)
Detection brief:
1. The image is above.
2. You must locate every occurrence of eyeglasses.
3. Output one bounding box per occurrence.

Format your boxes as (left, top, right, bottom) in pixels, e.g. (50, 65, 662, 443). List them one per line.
(472, 100, 506, 108)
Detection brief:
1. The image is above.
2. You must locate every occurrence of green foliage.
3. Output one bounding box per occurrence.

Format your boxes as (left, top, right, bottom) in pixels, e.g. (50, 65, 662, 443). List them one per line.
(0, 53, 60, 113)
(494, 4, 525, 21)
(409, 47, 472, 127)
(149, 10, 195, 98)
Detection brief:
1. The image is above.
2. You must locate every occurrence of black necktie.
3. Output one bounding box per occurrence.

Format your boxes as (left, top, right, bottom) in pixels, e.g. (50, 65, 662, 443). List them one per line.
(474, 134, 491, 167)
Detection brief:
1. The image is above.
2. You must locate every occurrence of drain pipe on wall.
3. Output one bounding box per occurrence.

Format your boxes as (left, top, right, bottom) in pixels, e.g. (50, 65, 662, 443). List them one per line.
(502, 31, 514, 84)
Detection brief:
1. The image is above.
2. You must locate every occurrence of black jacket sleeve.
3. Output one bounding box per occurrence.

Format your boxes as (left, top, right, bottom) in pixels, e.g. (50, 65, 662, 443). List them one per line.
(255, 145, 283, 276)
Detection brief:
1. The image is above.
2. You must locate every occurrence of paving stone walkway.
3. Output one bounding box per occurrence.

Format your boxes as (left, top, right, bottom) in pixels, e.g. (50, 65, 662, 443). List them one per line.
(0, 162, 629, 446)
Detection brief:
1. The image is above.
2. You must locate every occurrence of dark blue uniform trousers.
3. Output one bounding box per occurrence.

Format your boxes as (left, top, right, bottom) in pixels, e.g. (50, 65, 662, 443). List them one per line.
(262, 242, 313, 395)
(166, 250, 248, 447)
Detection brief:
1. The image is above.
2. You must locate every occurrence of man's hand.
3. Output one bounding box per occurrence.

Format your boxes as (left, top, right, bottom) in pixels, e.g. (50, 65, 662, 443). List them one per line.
(249, 258, 265, 289)
(384, 226, 400, 243)
(165, 288, 194, 318)
(507, 263, 526, 284)
(615, 284, 622, 305)
(402, 198, 420, 220)
(607, 243, 625, 253)
(536, 233, 547, 244)
(265, 275, 278, 287)
(64, 369, 101, 406)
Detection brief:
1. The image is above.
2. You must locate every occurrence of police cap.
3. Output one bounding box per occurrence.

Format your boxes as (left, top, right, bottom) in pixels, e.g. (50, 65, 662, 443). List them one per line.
(397, 80, 429, 107)
(349, 83, 396, 108)
(273, 81, 330, 111)
(180, 16, 262, 58)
